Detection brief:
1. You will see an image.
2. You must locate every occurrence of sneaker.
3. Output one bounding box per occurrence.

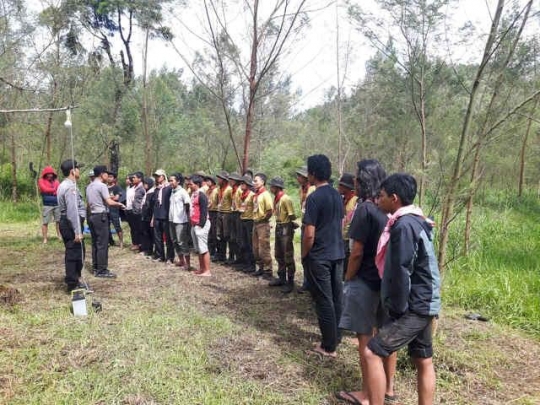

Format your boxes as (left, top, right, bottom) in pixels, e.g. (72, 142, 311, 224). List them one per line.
(261, 273, 273, 281)
(251, 269, 265, 277)
(152, 257, 165, 262)
(242, 265, 256, 274)
(297, 285, 309, 294)
(78, 281, 94, 293)
(94, 270, 117, 278)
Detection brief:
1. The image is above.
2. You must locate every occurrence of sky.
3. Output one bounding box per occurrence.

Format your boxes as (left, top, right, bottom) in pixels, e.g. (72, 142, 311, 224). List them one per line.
(27, 0, 537, 109)
(133, 0, 507, 109)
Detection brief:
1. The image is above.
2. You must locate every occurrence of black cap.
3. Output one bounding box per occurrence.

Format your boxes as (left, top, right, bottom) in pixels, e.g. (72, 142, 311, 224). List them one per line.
(269, 176, 285, 189)
(93, 165, 108, 176)
(60, 159, 83, 174)
(339, 173, 355, 190)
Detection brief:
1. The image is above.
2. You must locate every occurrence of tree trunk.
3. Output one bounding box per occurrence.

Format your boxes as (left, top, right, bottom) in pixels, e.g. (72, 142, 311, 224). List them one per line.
(142, 28, 151, 175)
(10, 121, 17, 203)
(438, 0, 505, 270)
(518, 97, 539, 196)
(242, 0, 259, 173)
(419, 78, 427, 207)
(44, 79, 58, 165)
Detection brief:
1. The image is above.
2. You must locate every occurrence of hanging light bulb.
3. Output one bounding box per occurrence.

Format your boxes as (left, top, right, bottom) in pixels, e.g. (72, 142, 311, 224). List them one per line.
(64, 108, 72, 128)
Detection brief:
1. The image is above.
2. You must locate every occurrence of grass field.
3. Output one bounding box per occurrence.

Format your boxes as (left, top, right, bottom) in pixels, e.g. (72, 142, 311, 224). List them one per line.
(1, 196, 539, 404)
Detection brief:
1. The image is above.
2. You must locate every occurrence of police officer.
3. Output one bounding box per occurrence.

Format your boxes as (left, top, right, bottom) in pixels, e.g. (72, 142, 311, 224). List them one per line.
(57, 159, 86, 292)
(86, 165, 126, 278)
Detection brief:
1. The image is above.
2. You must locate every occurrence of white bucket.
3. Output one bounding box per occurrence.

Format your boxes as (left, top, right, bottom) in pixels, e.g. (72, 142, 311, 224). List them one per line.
(71, 289, 88, 317)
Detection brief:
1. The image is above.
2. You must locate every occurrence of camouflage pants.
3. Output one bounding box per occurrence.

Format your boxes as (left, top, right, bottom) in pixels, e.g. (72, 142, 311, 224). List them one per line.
(252, 221, 272, 272)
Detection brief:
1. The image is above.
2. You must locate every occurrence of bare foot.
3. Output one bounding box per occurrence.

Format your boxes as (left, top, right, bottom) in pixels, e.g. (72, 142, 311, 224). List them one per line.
(307, 343, 337, 359)
(43, 239, 48, 244)
(194, 270, 211, 277)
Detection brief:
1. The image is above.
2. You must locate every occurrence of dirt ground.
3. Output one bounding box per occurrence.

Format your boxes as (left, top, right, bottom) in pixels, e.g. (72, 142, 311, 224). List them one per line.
(1, 233, 540, 404)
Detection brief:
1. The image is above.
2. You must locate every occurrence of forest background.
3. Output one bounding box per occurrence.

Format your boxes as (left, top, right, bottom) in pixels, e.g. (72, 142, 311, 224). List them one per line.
(1, 1, 540, 403)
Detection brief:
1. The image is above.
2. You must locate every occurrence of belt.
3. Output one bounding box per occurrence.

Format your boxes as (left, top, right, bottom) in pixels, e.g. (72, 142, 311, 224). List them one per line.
(91, 212, 108, 215)
(254, 219, 269, 224)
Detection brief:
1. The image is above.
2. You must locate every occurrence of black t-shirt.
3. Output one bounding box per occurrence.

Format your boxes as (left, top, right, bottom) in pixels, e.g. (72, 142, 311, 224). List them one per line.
(303, 184, 345, 261)
(348, 200, 388, 290)
(108, 184, 124, 211)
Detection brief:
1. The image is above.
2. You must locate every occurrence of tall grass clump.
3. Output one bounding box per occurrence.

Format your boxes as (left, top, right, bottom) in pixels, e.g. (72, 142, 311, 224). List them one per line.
(0, 198, 40, 223)
(444, 191, 540, 337)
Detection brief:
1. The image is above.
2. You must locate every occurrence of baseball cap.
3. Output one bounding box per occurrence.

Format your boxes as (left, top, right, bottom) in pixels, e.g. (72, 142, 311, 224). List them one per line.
(153, 169, 166, 177)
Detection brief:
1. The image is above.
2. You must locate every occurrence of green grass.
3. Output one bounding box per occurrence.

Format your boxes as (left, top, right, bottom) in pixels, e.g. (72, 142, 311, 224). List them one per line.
(0, 198, 40, 223)
(444, 193, 540, 337)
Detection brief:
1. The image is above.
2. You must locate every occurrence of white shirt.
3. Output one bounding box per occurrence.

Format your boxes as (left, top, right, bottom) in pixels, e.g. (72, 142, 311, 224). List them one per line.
(169, 186, 191, 223)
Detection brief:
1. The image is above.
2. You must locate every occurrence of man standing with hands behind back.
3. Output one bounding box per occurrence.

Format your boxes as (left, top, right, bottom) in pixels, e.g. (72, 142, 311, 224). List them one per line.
(86, 165, 125, 279)
(58, 159, 86, 292)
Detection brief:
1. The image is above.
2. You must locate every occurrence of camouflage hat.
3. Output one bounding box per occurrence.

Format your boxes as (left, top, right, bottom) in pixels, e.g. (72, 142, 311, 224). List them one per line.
(268, 176, 285, 189)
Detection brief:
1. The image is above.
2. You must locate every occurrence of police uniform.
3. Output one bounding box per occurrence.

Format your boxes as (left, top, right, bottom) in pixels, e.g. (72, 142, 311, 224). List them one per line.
(86, 166, 114, 275)
(57, 160, 86, 291)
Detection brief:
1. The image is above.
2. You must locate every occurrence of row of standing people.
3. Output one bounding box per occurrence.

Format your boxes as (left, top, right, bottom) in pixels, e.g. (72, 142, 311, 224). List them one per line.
(54, 154, 441, 405)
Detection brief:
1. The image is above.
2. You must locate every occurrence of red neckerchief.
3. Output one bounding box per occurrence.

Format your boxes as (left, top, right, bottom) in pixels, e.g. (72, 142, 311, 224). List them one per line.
(274, 190, 284, 206)
(232, 185, 239, 195)
(255, 186, 266, 196)
(240, 188, 251, 201)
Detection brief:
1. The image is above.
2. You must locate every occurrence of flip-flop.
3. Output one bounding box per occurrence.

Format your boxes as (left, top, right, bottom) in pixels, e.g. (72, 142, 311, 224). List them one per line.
(384, 394, 401, 405)
(306, 345, 337, 359)
(335, 391, 362, 405)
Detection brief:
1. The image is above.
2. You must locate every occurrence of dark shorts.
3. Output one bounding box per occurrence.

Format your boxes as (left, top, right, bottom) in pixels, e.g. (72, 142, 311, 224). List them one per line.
(368, 311, 435, 359)
(109, 209, 122, 233)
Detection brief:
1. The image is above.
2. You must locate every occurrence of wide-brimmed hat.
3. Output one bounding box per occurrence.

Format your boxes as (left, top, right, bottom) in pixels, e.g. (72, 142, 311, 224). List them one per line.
(339, 173, 355, 190)
(228, 172, 243, 182)
(216, 170, 229, 180)
(204, 175, 217, 185)
(295, 166, 308, 178)
(240, 175, 253, 187)
(269, 176, 285, 189)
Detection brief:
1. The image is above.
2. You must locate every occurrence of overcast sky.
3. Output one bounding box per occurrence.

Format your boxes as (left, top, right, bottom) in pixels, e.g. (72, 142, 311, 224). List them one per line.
(131, 0, 519, 109)
(28, 0, 538, 109)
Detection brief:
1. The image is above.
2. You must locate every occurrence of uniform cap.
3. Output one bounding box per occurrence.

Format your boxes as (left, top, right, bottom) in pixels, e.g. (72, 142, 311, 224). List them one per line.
(338, 173, 355, 190)
(269, 176, 285, 189)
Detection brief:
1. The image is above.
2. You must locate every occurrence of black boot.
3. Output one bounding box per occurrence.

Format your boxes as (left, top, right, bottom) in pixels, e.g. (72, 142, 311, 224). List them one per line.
(281, 275, 294, 294)
(269, 273, 286, 287)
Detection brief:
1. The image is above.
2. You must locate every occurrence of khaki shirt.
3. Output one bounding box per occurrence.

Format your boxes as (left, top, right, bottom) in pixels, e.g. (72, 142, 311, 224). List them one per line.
(231, 186, 242, 212)
(253, 189, 273, 222)
(275, 193, 295, 224)
(207, 186, 219, 211)
(218, 185, 233, 213)
(239, 190, 255, 220)
(342, 195, 359, 240)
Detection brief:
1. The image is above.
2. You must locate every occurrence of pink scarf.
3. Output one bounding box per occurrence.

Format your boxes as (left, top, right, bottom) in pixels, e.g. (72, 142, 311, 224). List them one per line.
(375, 205, 426, 278)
